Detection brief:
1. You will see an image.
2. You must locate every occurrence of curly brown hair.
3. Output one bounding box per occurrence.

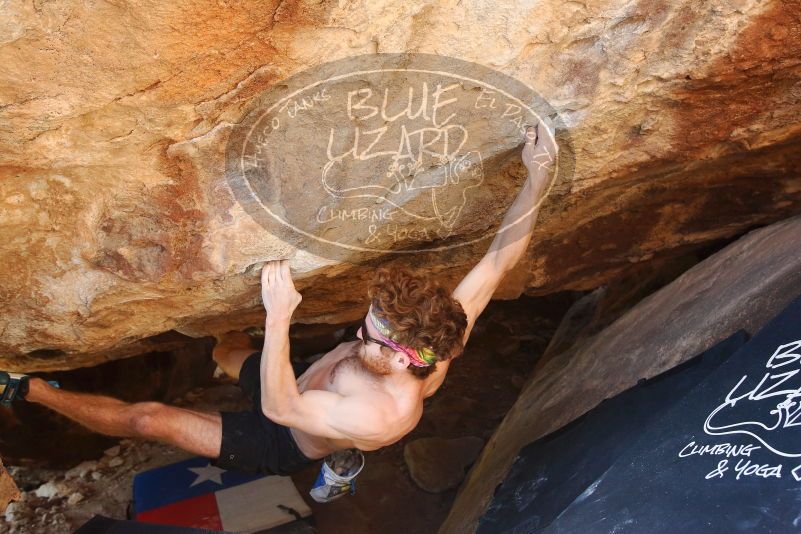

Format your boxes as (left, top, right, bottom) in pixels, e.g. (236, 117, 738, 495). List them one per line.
(367, 265, 468, 378)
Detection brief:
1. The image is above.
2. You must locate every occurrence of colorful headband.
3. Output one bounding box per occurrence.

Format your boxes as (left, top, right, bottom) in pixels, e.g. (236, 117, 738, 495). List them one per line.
(368, 303, 437, 367)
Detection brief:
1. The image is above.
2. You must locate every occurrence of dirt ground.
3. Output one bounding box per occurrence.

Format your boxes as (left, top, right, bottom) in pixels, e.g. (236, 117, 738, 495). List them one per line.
(0, 294, 573, 534)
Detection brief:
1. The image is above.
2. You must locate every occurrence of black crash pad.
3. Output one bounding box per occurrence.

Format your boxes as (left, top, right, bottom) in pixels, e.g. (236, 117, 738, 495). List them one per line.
(479, 329, 749, 533)
(482, 291, 801, 533)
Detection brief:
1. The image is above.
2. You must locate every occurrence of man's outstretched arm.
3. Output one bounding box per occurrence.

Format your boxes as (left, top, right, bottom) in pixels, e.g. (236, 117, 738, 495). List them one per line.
(257, 260, 303, 422)
(483, 125, 556, 273)
(421, 126, 555, 397)
(258, 260, 389, 441)
(452, 123, 557, 344)
(422, 125, 556, 397)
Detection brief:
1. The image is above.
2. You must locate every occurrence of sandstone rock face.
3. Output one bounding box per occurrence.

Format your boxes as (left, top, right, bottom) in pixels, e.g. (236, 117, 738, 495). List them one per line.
(0, 459, 19, 514)
(440, 214, 801, 533)
(1, 0, 800, 370)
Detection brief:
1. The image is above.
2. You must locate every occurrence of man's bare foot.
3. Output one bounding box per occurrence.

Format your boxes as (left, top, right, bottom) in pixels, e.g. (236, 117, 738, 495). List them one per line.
(212, 331, 258, 380)
(214, 330, 253, 350)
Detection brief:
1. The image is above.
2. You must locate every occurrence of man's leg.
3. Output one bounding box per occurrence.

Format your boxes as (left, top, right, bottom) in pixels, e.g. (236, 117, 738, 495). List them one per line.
(25, 379, 222, 459)
(213, 331, 258, 381)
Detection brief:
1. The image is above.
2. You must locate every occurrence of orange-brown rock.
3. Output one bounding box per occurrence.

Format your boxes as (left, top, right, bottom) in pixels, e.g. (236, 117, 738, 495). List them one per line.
(0, 458, 20, 514)
(1, 0, 800, 371)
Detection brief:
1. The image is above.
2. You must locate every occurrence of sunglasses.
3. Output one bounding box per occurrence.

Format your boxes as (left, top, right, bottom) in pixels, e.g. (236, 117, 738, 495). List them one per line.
(360, 314, 395, 351)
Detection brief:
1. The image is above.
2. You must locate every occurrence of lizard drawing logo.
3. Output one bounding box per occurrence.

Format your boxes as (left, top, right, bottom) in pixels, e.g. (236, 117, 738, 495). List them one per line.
(704, 340, 801, 458)
(224, 52, 573, 261)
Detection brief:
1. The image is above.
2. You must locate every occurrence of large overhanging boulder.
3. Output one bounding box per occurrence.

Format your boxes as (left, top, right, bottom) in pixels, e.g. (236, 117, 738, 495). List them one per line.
(1, 0, 799, 371)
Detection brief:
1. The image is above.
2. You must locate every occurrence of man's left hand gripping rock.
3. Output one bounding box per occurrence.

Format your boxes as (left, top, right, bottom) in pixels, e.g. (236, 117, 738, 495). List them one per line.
(261, 260, 302, 325)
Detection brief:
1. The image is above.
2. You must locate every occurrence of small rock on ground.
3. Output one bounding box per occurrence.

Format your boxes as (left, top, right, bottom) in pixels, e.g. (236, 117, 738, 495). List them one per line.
(403, 436, 485, 493)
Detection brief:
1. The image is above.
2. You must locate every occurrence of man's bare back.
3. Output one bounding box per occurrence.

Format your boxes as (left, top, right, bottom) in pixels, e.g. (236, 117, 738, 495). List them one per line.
(291, 339, 426, 459)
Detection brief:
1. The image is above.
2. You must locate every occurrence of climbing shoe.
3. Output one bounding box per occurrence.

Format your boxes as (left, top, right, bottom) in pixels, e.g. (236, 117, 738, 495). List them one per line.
(309, 448, 365, 503)
(0, 372, 59, 407)
(0, 372, 29, 408)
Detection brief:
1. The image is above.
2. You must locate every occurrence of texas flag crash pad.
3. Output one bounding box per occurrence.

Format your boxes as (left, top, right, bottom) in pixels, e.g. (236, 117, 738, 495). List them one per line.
(133, 457, 312, 532)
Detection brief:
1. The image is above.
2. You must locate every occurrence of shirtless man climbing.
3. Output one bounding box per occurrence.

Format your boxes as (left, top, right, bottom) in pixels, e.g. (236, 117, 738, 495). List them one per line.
(5, 123, 557, 476)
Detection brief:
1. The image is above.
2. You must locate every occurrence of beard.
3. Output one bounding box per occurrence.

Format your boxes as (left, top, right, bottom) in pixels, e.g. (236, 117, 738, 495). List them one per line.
(340, 341, 393, 377)
(360, 348, 394, 376)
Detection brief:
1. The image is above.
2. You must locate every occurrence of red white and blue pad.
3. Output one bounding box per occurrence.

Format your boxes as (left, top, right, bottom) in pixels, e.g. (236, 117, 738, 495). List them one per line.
(133, 457, 311, 532)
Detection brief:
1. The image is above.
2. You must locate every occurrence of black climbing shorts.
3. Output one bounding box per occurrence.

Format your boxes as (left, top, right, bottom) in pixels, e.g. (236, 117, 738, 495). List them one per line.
(213, 352, 314, 475)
